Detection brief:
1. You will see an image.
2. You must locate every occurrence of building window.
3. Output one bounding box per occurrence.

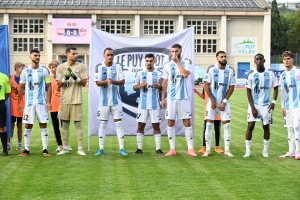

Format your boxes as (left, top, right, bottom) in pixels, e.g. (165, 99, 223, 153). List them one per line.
(13, 38, 44, 52)
(186, 20, 217, 35)
(100, 19, 131, 34)
(143, 20, 174, 35)
(195, 39, 217, 53)
(13, 19, 44, 34)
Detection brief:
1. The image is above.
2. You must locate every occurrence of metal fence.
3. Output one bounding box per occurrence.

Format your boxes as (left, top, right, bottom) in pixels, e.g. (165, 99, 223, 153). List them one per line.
(271, 52, 300, 67)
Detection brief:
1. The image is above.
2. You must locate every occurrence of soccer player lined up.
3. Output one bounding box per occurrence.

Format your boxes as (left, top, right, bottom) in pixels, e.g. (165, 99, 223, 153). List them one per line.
(203, 51, 235, 157)
(133, 53, 164, 155)
(9, 62, 25, 151)
(18, 50, 52, 157)
(244, 54, 278, 158)
(0, 72, 11, 156)
(279, 51, 300, 160)
(161, 44, 197, 157)
(56, 46, 88, 156)
(49, 60, 67, 153)
(94, 48, 128, 156)
(194, 88, 224, 154)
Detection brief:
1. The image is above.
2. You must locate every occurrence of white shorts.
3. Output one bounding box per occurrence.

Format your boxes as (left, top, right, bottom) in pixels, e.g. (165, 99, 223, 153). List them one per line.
(284, 107, 300, 127)
(22, 104, 49, 124)
(136, 108, 161, 123)
(97, 104, 123, 120)
(165, 99, 191, 120)
(247, 104, 272, 125)
(206, 100, 231, 121)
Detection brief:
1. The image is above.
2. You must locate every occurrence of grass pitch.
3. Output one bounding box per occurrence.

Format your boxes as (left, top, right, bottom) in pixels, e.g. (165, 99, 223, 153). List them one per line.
(0, 88, 299, 200)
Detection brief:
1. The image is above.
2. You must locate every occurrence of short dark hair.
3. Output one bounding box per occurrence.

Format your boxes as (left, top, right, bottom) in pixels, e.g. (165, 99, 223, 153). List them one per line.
(145, 53, 155, 59)
(254, 53, 264, 59)
(66, 46, 77, 54)
(30, 49, 40, 54)
(103, 47, 114, 54)
(282, 51, 294, 59)
(171, 44, 182, 49)
(216, 51, 226, 57)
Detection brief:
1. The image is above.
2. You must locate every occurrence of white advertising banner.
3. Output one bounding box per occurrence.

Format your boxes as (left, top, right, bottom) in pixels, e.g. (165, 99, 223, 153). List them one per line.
(231, 37, 258, 55)
(88, 27, 195, 136)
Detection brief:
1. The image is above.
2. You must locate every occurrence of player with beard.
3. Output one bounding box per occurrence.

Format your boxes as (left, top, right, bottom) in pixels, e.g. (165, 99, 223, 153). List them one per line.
(161, 44, 197, 156)
(279, 51, 300, 160)
(18, 50, 52, 157)
(133, 53, 163, 154)
(202, 51, 236, 157)
(94, 48, 128, 156)
(244, 54, 278, 158)
(56, 46, 88, 156)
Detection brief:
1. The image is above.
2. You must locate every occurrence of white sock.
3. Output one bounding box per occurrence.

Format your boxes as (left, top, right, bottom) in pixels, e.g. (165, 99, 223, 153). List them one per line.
(78, 146, 83, 150)
(154, 134, 161, 150)
(205, 122, 213, 151)
(115, 121, 124, 149)
(24, 129, 32, 151)
(246, 140, 251, 152)
(137, 133, 144, 150)
(167, 126, 175, 150)
(287, 127, 295, 153)
(223, 123, 231, 152)
(98, 121, 107, 149)
(41, 128, 48, 150)
(294, 126, 300, 153)
(263, 139, 270, 151)
(185, 126, 194, 150)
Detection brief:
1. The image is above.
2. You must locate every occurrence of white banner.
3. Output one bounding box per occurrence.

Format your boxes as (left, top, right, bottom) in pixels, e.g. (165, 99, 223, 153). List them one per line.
(88, 27, 195, 136)
(231, 37, 258, 55)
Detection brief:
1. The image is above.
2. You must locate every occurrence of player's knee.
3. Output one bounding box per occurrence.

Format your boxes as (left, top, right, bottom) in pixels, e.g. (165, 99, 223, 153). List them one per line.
(62, 122, 70, 127)
(138, 123, 145, 131)
(294, 125, 300, 133)
(74, 121, 81, 127)
(288, 127, 294, 134)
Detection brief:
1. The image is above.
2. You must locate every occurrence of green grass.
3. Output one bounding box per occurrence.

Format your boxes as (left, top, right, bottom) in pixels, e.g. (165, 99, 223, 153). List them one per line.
(1, 88, 299, 200)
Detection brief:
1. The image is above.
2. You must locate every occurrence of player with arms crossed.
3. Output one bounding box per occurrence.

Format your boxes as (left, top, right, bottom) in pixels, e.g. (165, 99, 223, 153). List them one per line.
(279, 51, 300, 160)
(244, 54, 278, 158)
(94, 48, 128, 156)
(161, 44, 197, 157)
(18, 49, 52, 157)
(56, 46, 88, 156)
(133, 53, 163, 154)
(203, 51, 235, 157)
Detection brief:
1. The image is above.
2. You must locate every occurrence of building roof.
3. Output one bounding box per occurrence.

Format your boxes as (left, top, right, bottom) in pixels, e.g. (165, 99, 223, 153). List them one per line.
(0, 0, 270, 11)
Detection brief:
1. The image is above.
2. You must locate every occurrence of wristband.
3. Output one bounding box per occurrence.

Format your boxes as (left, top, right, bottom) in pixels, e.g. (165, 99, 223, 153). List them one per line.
(271, 100, 276, 104)
(222, 99, 228, 103)
(75, 77, 81, 83)
(62, 78, 66, 83)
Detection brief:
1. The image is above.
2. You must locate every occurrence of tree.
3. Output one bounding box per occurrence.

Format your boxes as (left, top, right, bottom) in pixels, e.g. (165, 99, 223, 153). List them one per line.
(271, 0, 285, 55)
(287, 9, 300, 52)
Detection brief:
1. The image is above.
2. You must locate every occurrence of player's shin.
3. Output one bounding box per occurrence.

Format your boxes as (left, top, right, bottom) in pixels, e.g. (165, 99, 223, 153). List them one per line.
(74, 122, 83, 148)
(115, 121, 124, 149)
(287, 127, 295, 153)
(167, 126, 175, 150)
(294, 126, 300, 153)
(205, 122, 213, 152)
(41, 128, 49, 150)
(185, 126, 194, 150)
(61, 122, 70, 147)
(136, 133, 144, 150)
(0, 132, 7, 152)
(24, 129, 32, 151)
(223, 123, 231, 152)
(99, 121, 107, 149)
(154, 134, 161, 150)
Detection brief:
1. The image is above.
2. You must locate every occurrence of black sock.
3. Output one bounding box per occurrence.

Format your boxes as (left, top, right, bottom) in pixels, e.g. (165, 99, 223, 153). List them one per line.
(0, 132, 8, 152)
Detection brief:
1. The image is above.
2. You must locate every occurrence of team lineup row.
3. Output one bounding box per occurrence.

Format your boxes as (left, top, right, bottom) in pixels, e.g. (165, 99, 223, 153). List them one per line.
(0, 46, 299, 160)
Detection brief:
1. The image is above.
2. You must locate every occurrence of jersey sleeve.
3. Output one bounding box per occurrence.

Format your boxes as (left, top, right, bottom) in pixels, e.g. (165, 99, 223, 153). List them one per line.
(56, 64, 64, 80)
(5, 75, 11, 93)
(133, 71, 140, 86)
(44, 68, 51, 83)
(229, 68, 236, 86)
(184, 59, 191, 72)
(118, 64, 125, 80)
(20, 69, 26, 84)
(271, 72, 279, 87)
(204, 68, 212, 83)
(246, 73, 252, 89)
(162, 63, 169, 79)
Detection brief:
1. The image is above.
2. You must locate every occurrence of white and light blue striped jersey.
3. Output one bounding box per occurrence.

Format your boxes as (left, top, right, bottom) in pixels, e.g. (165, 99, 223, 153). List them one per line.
(204, 64, 236, 105)
(134, 69, 162, 110)
(94, 62, 124, 106)
(246, 68, 278, 106)
(280, 67, 300, 110)
(162, 59, 191, 100)
(20, 65, 50, 106)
